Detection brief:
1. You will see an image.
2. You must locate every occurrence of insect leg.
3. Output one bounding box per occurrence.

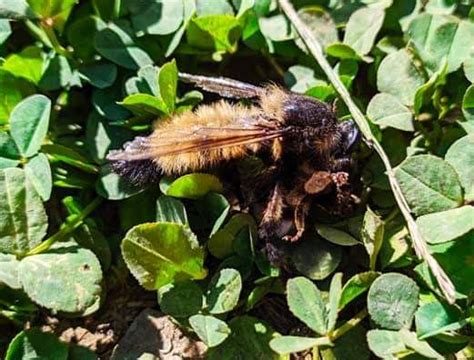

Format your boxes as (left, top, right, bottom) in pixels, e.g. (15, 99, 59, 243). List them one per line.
(258, 183, 285, 241)
(282, 197, 311, 242)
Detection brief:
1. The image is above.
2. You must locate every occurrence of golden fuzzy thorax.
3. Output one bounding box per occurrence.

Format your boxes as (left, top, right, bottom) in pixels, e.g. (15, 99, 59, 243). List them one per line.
(151, 101, 264, 174)
(259, 85, 289, 122)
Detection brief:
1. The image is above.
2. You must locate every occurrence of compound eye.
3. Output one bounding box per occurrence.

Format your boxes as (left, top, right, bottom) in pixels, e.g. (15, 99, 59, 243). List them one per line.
(339, 119, 360, 152)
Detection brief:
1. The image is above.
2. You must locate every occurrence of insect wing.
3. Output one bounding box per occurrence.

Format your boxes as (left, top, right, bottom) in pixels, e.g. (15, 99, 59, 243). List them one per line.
(107, 124, 288, 161)
(179, 72, 264, 99)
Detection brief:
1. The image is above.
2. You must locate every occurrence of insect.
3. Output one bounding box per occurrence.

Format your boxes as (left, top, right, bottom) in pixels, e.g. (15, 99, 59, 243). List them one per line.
(107, 73, 360, 243)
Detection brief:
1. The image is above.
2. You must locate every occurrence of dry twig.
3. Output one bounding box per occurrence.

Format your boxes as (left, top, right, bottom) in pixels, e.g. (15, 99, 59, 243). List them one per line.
(278, 0, 456, 304)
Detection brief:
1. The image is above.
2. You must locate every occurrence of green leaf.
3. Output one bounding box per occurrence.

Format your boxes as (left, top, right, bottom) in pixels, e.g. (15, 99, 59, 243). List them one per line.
(95, 166, 143, 200)
(284, 65, 323, 93)
(189, 314, 231, 347)
(415, 299, 466, 339)
(85, 111, 133, 163)
(0, 253, 20, 289)
(315, 224, 360, 246)
(377, 49, 425, 106)
(0, 131, 21, 168)
(259, 14, 294, 42)
(119, 190, 156, 230)
(187, 14, 241, 53)
(24, 153, 52, 201)
(164, 0, 196, 57)
(158, 59, 178, 113)
(417, 206, 474, 244)
(395, 155, 463, 216)
(0, 0, 34, 19)
(325, 43, 363, 61)
(287, 277, 327, 335)
(72, 223, 111, 270)
(196, 0, 233, 16)
(361, 207, 384, 270)
(9, 94, 51, 158)
(343, 7, 385, 56)
(92, 81, 131, 123)
(121, 222, 207, 290)
(367, 93, 414, 132)
(207, 268, 242, 314)
(464, 56, 474, 83)
(0, 168, 47, 255)
(366, 329, 406, 358)
(5, 328, 68, 360)
(43, 144, 98, 174)
(270, 336, 332, 355)
(297, 7, 338, 49)
(445, 134, 474, 202)
(156, 195, 188, 225)
(208, 213, 256, 259)
(194, 192, 230, 235)
(38, 55, 73, 91)
(158, 280, 203, 317)
(92, 0, 118, 21)
(327, 272, 342, 332)
(415, 233, 474, 298)
(367, 273, 419, 330)
(207, 316, 282, 360)
(0, 69, 35, 124)
(130, 0, 184, 35)
(125, 65, 159, 96)
(19, 242, 103, 314)
(414, 61, 448, 115)
(162, 173, 224, 199)
(462, 84, 474, 132)
(407, 14, 474, 74)
(327, 324, 370, 360)
(2, 46, 44, 84)
(339, 271, 380, 310)
(0, 19, 11, 45)
(119, 93, 167, 116)
(95, 23, 153, 70)
(26, 0, 76, 31)
(379, 221, 410, 268)
(291, 237, 341, 280)
(398, 329, 444, 359)
(67, 15, 106, 62)
(79, 63, 117, 89)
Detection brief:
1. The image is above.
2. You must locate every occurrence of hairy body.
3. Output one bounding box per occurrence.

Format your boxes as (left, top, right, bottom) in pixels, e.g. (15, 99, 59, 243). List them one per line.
(108, 74, 359, 243)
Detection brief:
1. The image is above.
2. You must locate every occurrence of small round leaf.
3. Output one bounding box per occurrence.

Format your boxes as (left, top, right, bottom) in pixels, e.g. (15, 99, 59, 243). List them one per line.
(10, 94, 51, 158)
(121, 222, 207, 290)
(189, 314, 231, 347)
(158, 280, 203, 318)
(368, 273, 419, 330)
(207, 268, 242, 314)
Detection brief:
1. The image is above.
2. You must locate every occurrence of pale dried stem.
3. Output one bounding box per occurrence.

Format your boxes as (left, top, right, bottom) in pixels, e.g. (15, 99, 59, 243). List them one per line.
(278, 0, 456, 304)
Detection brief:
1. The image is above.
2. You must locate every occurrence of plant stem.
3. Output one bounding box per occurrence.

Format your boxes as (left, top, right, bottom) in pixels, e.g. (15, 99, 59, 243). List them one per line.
(41, 22, 71, 58)
(113, 0, 122, 19)
(330, 309, 368, 341)
(25, 197, 103, 256)
(278, 0, 456, 304)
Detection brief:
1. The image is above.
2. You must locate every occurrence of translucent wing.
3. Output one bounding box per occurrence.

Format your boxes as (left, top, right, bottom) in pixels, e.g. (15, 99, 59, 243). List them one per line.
(106, 123, 288, 162)
(179, 72, 264, 99)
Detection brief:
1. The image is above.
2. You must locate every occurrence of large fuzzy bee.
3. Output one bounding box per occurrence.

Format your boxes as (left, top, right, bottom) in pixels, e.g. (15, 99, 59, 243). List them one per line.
(107, 73, 359, 243)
